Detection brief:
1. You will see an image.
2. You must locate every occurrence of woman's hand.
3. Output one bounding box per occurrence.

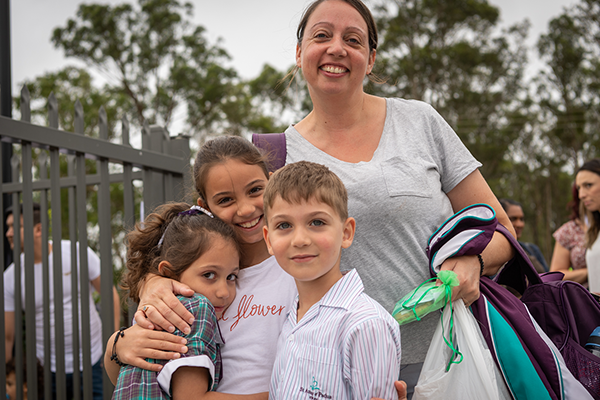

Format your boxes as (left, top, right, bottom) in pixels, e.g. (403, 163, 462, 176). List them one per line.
(103, 324, 188, 384)
(135, 274, 195, 333)
(440, 254, 481, 307)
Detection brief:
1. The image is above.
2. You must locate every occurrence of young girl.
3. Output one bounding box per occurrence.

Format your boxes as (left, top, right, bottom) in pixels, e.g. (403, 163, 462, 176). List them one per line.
(105, 136, 297, 397)
(111, 202, 241, 399)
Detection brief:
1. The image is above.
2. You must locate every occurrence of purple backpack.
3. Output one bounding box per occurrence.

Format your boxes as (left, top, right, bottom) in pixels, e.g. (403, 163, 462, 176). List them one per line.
(252, 133, 286, 172)
(521, 272, 600, 398)
(428, 204, 600, 400)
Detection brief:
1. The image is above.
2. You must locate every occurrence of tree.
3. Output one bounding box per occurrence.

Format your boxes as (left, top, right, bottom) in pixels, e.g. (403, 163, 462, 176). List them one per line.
(14, 67, 124, 138)
(372, 0, 530, 181)
(536, 0, 600, 170)
(51, 0, 244, 141)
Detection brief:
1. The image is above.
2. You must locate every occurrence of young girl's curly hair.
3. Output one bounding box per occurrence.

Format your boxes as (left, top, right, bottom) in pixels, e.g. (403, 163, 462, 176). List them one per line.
(122, 202, 240, 302)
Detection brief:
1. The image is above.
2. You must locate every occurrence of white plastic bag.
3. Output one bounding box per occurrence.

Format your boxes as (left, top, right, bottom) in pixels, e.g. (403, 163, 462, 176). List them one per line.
(413, 299, 511, 400)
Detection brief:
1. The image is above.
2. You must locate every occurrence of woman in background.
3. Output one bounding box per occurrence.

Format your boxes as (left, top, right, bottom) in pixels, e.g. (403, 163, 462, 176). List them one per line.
(576, 159, 600, 294)
(550, 183, 589, 285)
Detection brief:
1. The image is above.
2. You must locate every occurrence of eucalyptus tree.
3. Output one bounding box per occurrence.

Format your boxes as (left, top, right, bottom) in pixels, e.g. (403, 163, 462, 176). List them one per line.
(372, 0, 530, 181)
(51, 0, 244, 141)
(536, 0, 600, 170)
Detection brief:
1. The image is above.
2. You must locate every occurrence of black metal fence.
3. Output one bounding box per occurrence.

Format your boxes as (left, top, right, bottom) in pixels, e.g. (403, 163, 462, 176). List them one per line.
(0, 86, 193, 400)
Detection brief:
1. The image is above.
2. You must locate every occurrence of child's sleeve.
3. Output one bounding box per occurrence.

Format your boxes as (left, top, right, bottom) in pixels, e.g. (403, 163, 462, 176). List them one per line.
(157, 295, 223, 395)
(344, 317, 402, 400)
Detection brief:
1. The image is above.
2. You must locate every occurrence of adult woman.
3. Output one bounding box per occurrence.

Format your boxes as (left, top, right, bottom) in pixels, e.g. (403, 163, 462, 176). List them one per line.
(577, 159, 600, 294)
(112, 0, 514, 397)
(550, 184, 589, 285)
(284, 0, 513, 388)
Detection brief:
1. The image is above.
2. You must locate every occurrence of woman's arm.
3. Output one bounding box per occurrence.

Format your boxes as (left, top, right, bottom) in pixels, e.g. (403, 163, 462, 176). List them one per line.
(550, 241, 588, 284)
(103, 324, 189, 384)
(444, 169, 516, 306)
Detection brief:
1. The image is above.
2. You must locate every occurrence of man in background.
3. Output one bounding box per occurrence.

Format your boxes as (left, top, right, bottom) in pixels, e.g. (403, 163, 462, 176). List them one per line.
(4, 203, 120, 400)
(499, 198, 549, 273)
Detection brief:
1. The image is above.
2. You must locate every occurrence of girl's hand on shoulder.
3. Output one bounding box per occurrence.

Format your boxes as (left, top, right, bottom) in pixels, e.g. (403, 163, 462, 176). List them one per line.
(116, 324, 188, 372)
(136, 274, 195, 333)
(440, 254, 480, 307)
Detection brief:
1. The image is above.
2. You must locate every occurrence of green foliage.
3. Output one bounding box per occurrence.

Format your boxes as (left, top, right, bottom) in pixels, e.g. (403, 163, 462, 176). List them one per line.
(536, 1, 600, 168)
(14, 0, 600, 269)
(373, 0, 530, 181)
(50, 0, 254, 141)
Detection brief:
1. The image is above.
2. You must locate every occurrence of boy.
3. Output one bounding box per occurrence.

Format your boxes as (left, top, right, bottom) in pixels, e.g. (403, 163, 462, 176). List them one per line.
(5, 358, 44, 400)
(263, 161, 402, 400)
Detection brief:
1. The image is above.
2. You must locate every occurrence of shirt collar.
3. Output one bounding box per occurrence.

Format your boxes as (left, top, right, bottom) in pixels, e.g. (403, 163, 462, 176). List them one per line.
(318, 269, 364, 310)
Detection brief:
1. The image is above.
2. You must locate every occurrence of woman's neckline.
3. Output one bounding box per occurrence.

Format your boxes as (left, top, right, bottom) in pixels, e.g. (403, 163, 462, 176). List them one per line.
(291, 97, 389, 165)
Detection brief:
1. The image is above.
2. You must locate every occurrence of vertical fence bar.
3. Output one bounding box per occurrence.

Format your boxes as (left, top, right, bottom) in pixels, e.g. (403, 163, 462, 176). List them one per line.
(169, 134, 192, 203)
(77, 101, 94, 400)
(50, 145, 66, 400)
(49, 93, 68, 400)
(162, 135, 174, 201)
(121, 117, 137, 324)
(98, 107, 115, 399)
(38, 152, 53, 400)
(13, 86, 31, 396)
(141, 122, 151, 219)
(11, 155, 23, 400)
(21, 137, 39, 400)
(149, 126, 167, 208)
(67, 152, 78, 399)
(71, 100, 89, 400)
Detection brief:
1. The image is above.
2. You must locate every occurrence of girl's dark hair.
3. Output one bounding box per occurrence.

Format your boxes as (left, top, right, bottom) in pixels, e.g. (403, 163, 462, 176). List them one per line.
(578, 158, 600, 248)
(123, 202, 240, 302)
(193, 136, 269, 203)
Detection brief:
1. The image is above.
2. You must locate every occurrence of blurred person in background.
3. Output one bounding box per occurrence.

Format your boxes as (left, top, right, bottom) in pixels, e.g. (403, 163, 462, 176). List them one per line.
(550, 184, 589, 285)
(4, 203, 120, 400)
(576, 159, 600, 295)
(499, 198, 548, 273)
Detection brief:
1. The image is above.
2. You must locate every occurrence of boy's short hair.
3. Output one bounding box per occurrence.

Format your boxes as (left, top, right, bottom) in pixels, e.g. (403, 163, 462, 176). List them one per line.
(264, 161, 348, 221)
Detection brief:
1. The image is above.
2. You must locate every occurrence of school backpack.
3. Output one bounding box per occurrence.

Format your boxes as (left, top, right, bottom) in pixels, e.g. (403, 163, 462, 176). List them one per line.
(427, 204, 600, 400)
(520, 272, 600, 398)
(252, 133, 286, 172)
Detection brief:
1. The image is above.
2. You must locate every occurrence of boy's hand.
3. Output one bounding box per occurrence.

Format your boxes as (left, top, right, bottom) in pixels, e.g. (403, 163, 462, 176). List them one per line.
(136, 274, 195, 333)
(371, 380, 407, 400)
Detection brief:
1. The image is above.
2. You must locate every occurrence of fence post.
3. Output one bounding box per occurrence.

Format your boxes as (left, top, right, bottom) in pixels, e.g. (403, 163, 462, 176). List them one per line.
(49, 92, 68, 400)
(38, 151, 53, 400)
(10, 154, 24, 400)
(170, 134, 193, 203)
(98, 106, 116, 399)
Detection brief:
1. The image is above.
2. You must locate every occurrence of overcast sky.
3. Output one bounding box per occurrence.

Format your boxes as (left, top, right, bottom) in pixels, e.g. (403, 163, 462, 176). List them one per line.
(9, 0, 577, 95)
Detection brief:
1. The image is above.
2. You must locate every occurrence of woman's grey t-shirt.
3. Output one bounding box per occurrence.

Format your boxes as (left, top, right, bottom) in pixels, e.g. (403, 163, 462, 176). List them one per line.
(285, 98, 481, 364)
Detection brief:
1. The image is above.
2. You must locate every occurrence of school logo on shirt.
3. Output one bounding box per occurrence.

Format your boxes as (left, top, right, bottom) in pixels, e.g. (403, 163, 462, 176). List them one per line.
(299, 377, 331, 399)
(310, 377, 320, 391)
